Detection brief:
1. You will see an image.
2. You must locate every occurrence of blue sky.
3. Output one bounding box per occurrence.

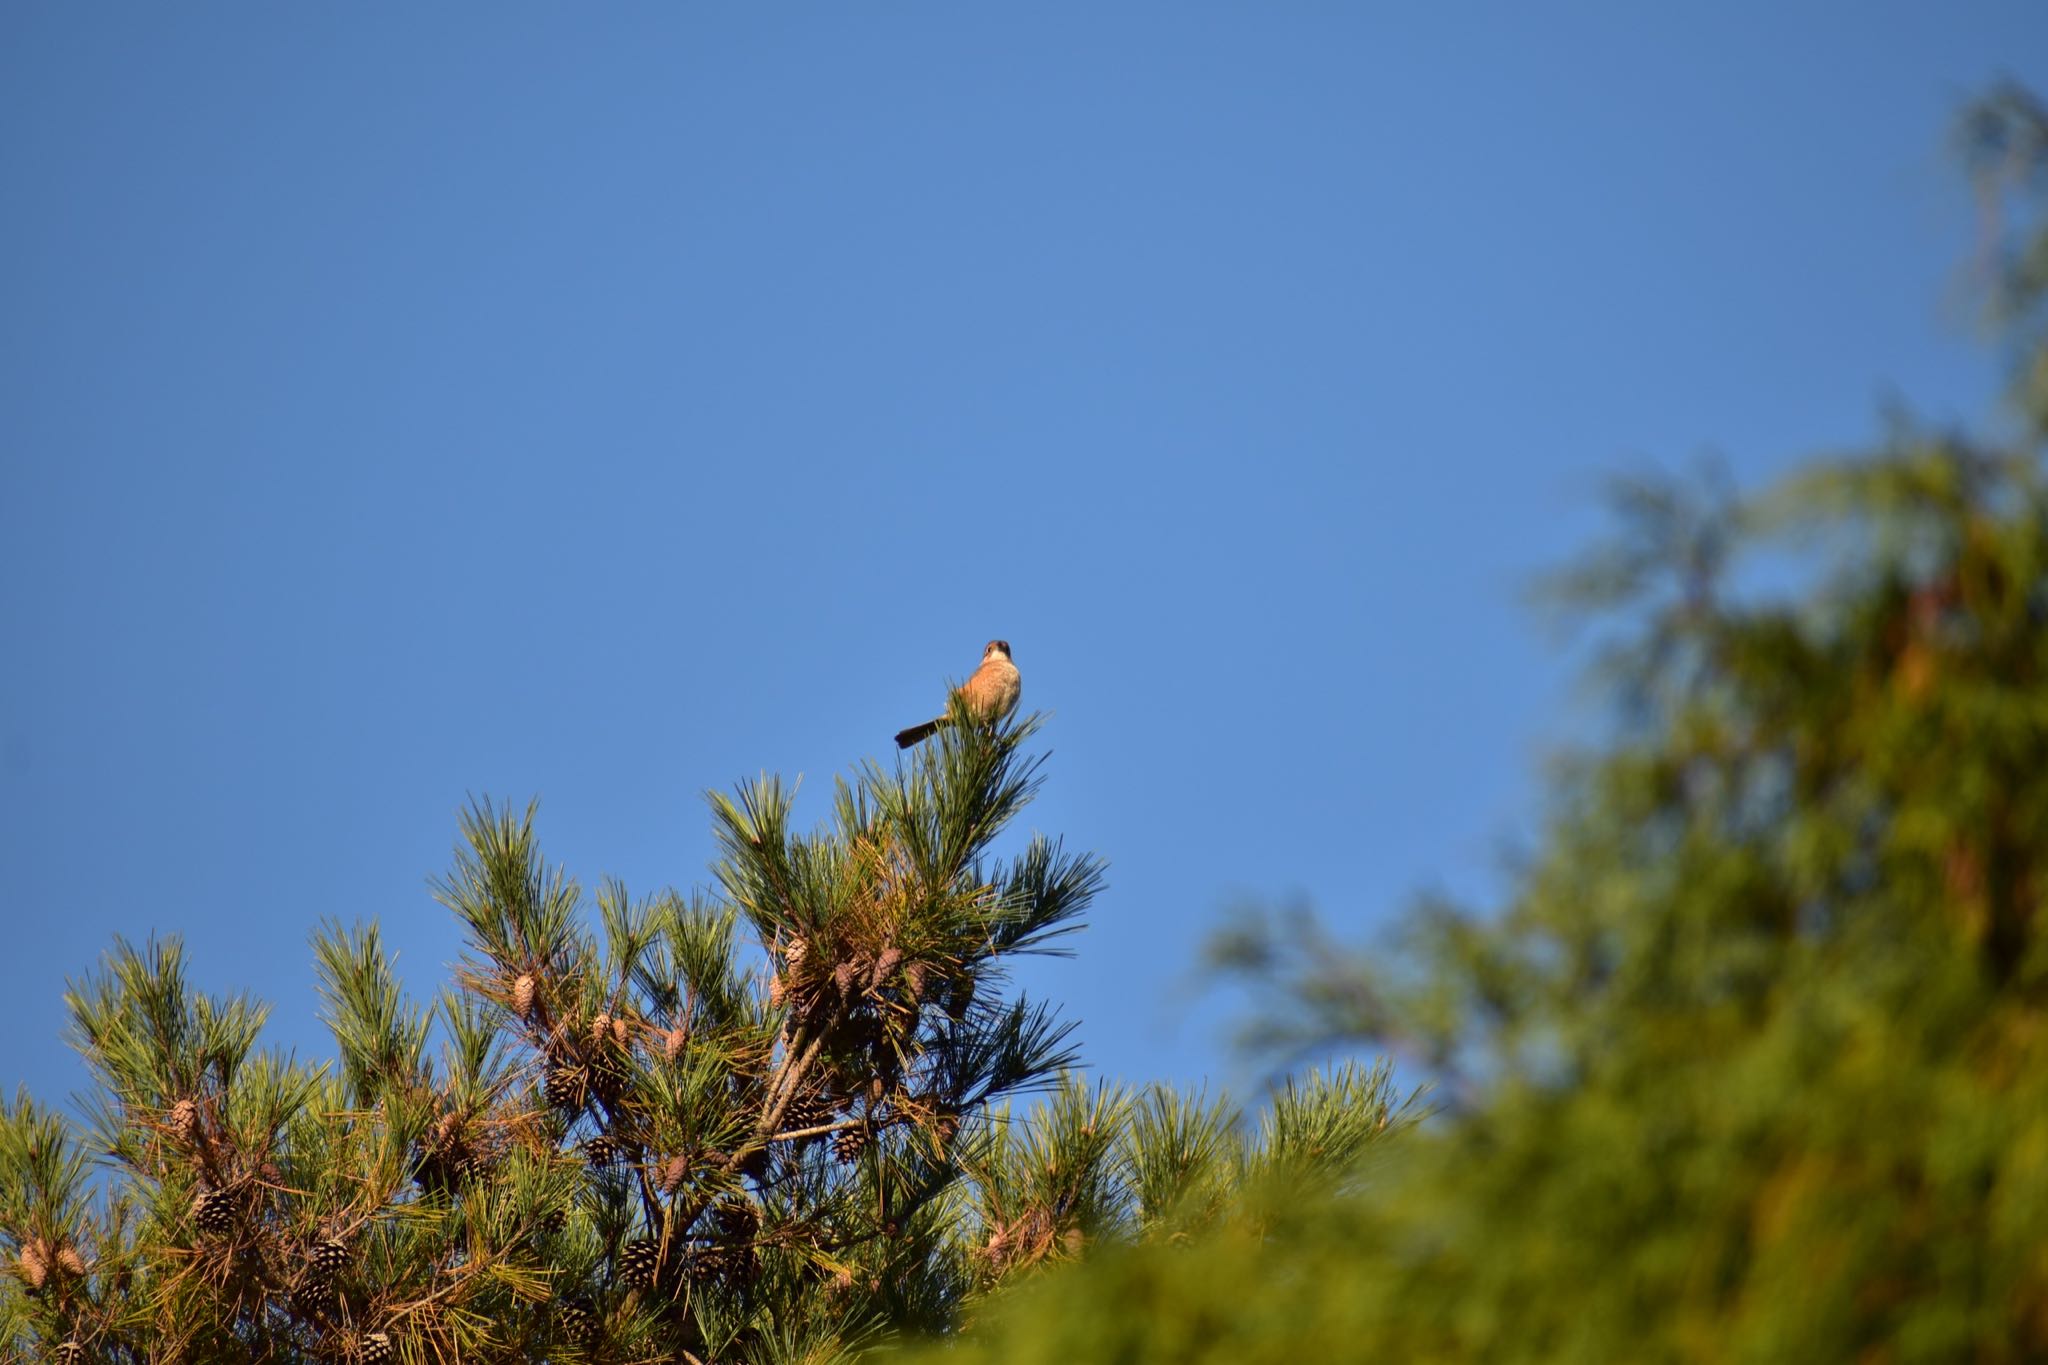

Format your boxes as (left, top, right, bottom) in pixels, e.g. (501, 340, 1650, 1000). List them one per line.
(3, 4, 2043, 1109)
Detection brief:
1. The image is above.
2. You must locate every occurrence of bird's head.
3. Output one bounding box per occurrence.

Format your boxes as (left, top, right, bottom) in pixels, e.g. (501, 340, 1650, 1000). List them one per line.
(984, 640, 1012, 661)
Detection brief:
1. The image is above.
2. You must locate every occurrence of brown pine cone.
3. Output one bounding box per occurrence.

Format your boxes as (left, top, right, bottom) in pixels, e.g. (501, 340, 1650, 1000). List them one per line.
(616, 1236, 667, 1289)
(16, 1240, 49, 1293)
(832, 1125, 870, 1164)
(545, 1064, 588, 1113)
(167, 1097, 201, 1142)
(192, 1187, 238, 1235)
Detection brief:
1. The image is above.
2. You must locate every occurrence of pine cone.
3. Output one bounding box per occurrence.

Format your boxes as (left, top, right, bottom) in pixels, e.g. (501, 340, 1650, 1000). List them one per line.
(657, 1154, 691, 1195)
(415, 1138, 479, 1193)
(556, 1299, 600, 1347)
(357, 1331, 393, 1364)
(617, 1236, 665, 1289)
(53, 1245, 85, 1280)
(714, 1197, 760, 1241)
(192, 1187, 237, 1235)
(768, 973, 789, 1009)
(869, 946, 903, 991)
(590, 1013, 615, 1048)
(590, 1053, 628, 1103)
(584, 1134, 626, 1168)
(16, 1239, 49, 1293)
(785, 935, 809, 969)
(833, 960, 859, 996)
(291, 1276, 338, 1313)
(903, 960, 929, 1002)
(167, 1097, 201, 1143)
(512, 972, 537, 1020)
(309, 1238, 348, 1280)
(52, 1340, 85, 1365)
(832, 1125, 870, 1164)
(985, 1223, 1012, 1271)
(661, 1025, 689, 1062)
(782, 1086, 834, 1137)
(545, 1064, 588, 1114)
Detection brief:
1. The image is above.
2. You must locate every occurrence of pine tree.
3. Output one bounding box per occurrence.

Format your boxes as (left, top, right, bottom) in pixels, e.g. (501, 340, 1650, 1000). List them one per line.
(0, 691, 1412, 1365)
(0, 705, 1114, 1362)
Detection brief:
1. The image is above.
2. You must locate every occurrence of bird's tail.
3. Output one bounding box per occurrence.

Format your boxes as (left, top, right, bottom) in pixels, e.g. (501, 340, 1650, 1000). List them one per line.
(894, 717, 949, 749)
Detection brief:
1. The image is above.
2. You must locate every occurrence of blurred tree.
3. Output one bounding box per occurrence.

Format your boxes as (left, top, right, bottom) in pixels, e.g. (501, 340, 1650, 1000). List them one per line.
(928, 85, 2048, 1365)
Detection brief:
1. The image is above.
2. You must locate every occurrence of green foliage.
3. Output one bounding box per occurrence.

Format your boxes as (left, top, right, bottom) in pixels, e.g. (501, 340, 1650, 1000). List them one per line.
(925, 1065, 1416, 1364)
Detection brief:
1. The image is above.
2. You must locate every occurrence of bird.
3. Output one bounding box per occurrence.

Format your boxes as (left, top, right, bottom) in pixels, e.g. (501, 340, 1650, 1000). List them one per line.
(895, 640, 1021, 748)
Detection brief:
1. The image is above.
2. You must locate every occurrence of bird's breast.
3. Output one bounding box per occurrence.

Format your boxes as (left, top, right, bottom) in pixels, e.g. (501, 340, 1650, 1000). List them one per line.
(962, 660, 1021, 718)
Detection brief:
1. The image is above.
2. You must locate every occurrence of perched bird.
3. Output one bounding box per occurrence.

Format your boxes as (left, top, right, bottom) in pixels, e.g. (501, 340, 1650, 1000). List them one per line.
(895, 640, 1021, 748)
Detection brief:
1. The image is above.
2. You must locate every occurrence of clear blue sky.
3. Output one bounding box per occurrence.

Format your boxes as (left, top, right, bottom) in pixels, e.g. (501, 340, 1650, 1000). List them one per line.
(4, 4, 2043, 1109)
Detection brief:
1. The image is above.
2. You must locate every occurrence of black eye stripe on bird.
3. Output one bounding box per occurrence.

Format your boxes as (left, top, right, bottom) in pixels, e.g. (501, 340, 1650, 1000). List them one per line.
(895, 641, 1022, 748)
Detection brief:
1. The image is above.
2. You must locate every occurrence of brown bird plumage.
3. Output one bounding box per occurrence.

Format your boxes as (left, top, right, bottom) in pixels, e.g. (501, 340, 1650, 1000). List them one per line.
(895, 640, 1021, 748)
